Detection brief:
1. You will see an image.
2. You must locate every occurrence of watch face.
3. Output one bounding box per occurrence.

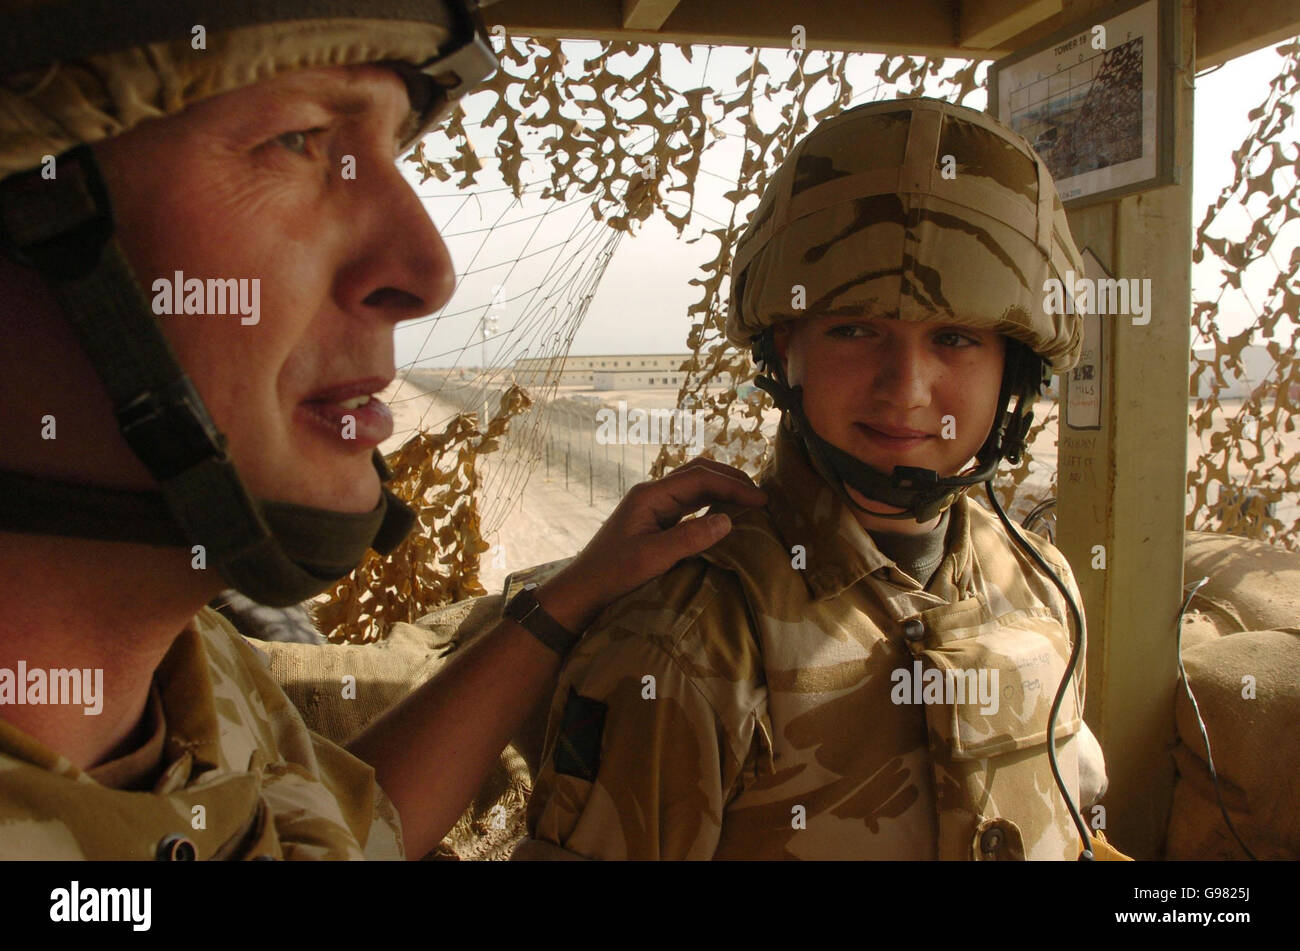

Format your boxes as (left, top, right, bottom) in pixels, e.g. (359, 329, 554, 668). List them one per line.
(504, 585, 572, 656)
(508, 587, 535, 619)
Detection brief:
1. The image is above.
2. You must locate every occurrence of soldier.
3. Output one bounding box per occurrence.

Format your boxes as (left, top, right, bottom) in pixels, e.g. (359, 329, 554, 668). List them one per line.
(0, 0, 766, 860)
(522, 98, 1122, 861)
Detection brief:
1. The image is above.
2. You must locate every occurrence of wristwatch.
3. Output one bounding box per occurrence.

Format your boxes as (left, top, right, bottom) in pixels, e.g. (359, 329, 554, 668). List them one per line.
(504, 583, 581, 657)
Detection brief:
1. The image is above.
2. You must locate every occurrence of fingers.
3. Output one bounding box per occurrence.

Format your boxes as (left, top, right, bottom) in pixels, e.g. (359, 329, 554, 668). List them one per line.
(635, 512, 734, 578)
(645, 462, 766, 524)
(573, 460, 760, 605)
(668, 456, 759, 486)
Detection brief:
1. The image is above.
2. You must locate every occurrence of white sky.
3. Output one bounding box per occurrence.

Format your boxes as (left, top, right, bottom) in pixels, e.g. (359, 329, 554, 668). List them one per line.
(395, 38, 1297, 370)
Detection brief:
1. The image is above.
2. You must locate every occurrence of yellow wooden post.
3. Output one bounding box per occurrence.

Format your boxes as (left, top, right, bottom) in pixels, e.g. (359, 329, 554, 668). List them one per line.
(1056, 0, 1196, 861)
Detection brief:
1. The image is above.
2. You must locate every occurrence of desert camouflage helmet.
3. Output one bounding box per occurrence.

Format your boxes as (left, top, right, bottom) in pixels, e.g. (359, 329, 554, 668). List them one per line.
(0, 1, 498, 606)
(0, 0, 496, 179)
(727, 96, 1085, 373)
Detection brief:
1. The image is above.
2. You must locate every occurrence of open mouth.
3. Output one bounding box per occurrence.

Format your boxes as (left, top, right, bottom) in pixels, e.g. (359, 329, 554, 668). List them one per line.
(298, 379, 395, 450)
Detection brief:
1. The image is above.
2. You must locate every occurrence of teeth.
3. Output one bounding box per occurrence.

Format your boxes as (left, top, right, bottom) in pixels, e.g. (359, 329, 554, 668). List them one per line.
(336, 395, 372, 409)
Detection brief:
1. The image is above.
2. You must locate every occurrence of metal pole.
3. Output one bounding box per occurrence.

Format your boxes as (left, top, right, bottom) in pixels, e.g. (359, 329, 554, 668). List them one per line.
(588, 450, 593, 507)
(481, 323, 488, 426)
(565, 448, 570, 492)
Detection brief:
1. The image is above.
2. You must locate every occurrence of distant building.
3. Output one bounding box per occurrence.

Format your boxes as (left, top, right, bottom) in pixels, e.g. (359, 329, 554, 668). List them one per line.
(1190, 345, 1276, 400)
(513, 354, 694, 388)
(593, 369, 691, 390)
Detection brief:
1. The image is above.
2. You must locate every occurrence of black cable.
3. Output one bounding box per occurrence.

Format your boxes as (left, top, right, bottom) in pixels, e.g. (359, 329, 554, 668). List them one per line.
(1175, 576, 1258, 861)
(984, 480, 1095, 861)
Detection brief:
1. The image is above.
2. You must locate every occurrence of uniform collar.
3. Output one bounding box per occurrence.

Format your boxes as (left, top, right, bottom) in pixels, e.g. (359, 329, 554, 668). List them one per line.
(762, 424, 976, 600)
(84, 682, 166, 790)
(0, 614, 225, 789)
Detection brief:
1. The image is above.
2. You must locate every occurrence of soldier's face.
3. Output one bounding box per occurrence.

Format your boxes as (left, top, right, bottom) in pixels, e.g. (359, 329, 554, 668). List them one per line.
(92, 65, 453, 513)
(775, 315, 1006, 520)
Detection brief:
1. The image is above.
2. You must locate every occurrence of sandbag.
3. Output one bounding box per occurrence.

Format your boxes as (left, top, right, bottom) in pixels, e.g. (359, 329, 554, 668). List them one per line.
(251, 594, 550, 860)
(1178, 610, 1229, 651)
(256, 596, 501, 745)
(1184, 531, 1300, 632)
(1167, 628, 1300, 860)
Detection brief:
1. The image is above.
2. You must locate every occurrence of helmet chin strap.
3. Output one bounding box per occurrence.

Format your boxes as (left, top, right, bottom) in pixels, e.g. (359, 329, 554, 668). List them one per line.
(752, 332, 1040, 524)
(0, 145, 415, 608)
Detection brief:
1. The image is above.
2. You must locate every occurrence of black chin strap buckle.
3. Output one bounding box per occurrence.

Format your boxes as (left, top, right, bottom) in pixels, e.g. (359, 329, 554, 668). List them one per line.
(0, 144, 114, 281)
(1003, 412, 1034, 465)
(117, 378, 227, 482)
(891, 466, 939, 490)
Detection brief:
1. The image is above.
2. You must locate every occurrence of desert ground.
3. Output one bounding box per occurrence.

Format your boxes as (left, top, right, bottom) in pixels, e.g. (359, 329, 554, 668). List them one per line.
(377, 373, 1296, 595)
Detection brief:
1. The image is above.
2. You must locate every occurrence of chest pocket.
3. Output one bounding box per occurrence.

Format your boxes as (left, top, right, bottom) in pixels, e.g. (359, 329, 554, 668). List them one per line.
(906, 598, 1082, 760)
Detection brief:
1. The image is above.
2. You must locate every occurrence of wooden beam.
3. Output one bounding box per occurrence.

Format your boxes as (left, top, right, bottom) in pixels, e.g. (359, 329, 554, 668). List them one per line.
(1196, 0, 1300, 69)
(1055, 0, 1195, 862)
(994, 0, 1134, 58)
(486, 0, 969, 59)
(621, 0, 683, 31)
(961, 0, 1064, 50)
(488, 0, 1298, 65)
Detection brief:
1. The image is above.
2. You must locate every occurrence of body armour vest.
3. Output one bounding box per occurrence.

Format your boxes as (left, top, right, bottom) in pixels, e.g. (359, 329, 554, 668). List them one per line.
(695, 435, 1089, 860)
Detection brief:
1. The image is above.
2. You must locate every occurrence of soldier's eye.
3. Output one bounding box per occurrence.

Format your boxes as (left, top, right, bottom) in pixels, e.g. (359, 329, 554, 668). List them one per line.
(935, 331, 978, 347)
(830, 324, 876, 339)
(273, 129, 324, 155)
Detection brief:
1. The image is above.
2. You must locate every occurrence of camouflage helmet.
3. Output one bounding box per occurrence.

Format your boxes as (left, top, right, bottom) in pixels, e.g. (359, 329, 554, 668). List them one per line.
(0, 0, 495, 180)
(726, 96, 1084, 373)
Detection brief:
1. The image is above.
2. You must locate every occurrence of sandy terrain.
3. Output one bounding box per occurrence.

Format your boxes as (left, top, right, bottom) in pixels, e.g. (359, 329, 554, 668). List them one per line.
(380, 376, 617, 595)
(375, 375, 1296, 595)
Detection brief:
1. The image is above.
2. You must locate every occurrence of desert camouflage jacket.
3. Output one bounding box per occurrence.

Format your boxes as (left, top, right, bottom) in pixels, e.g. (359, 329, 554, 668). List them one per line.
(525, 427, 1105, 860)
(0, 608, 403, 860)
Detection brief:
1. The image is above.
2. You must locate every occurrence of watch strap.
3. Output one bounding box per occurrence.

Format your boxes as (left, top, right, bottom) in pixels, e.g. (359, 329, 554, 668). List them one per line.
(504, 583, 580, 656)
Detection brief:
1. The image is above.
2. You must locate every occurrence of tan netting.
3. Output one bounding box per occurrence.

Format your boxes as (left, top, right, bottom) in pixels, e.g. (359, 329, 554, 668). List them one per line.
(315, 386, 531, 643)
(318, 36, 1298, 641)
(1187, 40, 1300, 547)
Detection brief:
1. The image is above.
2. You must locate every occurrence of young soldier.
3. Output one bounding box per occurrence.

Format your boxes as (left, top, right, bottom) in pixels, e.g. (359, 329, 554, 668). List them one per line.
(523, 97, 1114, 861)
(0, 1, 765, 860)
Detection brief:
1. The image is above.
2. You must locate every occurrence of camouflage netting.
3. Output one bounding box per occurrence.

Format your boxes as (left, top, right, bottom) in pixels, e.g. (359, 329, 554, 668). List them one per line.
(1188, 40, 1300, 548)
(315, 386, 531, 643)
(320, 35, 1298, 641)
(278, 33, 1300, 863)
(401, 40, 1070, 526)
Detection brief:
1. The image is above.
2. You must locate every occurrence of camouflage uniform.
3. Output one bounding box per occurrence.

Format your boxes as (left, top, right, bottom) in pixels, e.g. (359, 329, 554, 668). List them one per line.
(0, 2, 492, 859)
(0, 608, 403, 860)
(524, 426, 1104, 860)
(518, 98, 1112, 861)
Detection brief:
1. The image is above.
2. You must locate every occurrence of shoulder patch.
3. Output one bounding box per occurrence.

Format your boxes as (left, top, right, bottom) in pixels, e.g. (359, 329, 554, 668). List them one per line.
(553, 686, 607, 781)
